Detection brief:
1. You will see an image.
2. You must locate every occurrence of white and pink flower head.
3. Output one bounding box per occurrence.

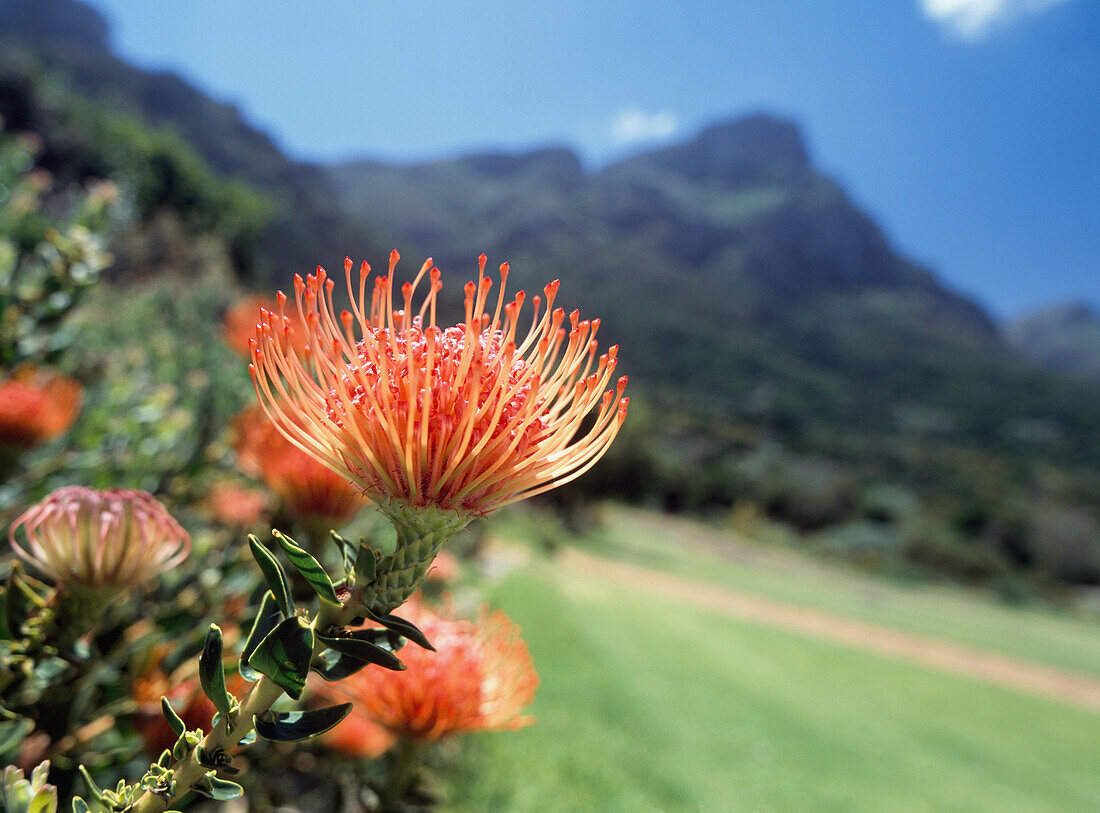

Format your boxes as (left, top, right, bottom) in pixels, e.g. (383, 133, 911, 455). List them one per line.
(9, 487, 190, 590)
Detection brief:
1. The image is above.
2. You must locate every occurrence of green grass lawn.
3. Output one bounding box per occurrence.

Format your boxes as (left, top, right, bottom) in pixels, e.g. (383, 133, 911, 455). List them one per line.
(443, 563, 1100, 812)
(490, 504, 1100, 676)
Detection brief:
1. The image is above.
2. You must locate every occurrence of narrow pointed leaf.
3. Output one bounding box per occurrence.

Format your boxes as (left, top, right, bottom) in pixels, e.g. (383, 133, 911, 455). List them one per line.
(330, 531, 356, 579)
(311, 648, 373, 681)
(365, 609, 434, 651)
(248, 535, 293, 617)
(77, 766, 103, 802)
(199, 624, 232, 716)
(273, 530, 340, 605)
(161, 697, 185, 737)
(353, 541, 377, 582)
(255, 703, 353, 742)
(249, 617, 314, 700)
(317, 630, 405, 671)
(239, 590, 282, 682)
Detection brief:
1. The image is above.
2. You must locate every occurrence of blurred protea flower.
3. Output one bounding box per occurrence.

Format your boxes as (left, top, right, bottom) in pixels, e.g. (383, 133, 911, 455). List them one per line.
(319, 603, 538, 742)
(0, 367, 82, 449)
(249, 252, 628, 519)
(232, 405, 362, 524)
(318, 711, 396, 759)
(9, 487, 190, 591)
(204, 481, 270, 529)
(223, 294, 308, 358)
(425, 549, 459, 585)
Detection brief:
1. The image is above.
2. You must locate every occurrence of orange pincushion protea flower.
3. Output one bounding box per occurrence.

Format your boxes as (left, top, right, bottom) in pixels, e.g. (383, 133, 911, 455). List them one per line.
(318, 604, 538, 742)
(9, 487, 190, 590)
(233, 405, 363, 523)
(249, 252, 628, 517)
(0, 367, 82, 448)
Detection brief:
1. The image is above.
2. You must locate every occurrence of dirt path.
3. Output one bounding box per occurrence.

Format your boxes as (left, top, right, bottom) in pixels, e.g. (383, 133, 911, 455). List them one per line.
(558, 547, 1100, 714)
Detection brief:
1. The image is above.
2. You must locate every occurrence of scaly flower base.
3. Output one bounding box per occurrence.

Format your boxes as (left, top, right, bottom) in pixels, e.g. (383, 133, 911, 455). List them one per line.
(359, 501, 471, 615)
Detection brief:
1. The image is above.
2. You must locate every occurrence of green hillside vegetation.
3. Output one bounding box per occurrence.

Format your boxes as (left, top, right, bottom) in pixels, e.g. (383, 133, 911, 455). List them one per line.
(1005, 302, 1100, 379)
(2, 0, 1098, 592)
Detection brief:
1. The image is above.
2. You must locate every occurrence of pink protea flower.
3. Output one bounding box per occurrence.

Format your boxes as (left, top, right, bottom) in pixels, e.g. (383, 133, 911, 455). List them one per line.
(0, 367, 83, 448)
(318, 603, 538, 742)
(249, 252, 628, 517)
(8, 487, 190, 590)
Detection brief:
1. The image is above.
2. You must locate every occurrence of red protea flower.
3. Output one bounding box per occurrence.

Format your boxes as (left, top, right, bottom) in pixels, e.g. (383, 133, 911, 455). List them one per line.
(319, 604, 538, 742)
(0, 367, 82, 448)
(232, 405, 362, 523)
(249, 252, 628, 518)
(9, 487, 190, 590)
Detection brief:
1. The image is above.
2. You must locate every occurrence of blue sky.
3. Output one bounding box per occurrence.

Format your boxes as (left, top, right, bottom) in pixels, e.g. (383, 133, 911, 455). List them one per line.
(87, 0, 1098, 318)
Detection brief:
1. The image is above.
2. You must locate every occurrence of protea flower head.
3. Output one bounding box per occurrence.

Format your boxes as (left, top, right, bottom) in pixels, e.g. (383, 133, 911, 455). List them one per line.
(0, 367, 82, 449)
(233, 404, 363, 524)
(8, 487, 190, 591)
(248, 252, 628, 519)
(319, 603, 538, 742)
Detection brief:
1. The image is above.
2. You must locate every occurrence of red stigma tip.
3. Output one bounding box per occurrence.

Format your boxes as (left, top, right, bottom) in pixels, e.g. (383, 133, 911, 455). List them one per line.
(478, 253, 487, 267)
(344, 256, 353, 272)
(390, 249, 400, 262)
(361, 260, 371, 274)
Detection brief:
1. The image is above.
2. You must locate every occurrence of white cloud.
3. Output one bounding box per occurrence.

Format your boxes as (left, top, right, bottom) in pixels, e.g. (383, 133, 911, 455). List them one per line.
(919, 0, 1074, 40)
(607, 107, 679, 146)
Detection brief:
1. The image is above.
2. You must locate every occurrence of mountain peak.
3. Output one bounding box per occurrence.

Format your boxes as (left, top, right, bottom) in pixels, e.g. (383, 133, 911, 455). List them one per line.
(0, 0, 110, 52)
(610, 113, 810, 184)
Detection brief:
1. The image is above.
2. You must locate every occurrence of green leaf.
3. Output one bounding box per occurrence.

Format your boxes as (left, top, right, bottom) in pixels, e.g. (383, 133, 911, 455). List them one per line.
(354, 540, 378, 582)
(77, 766, 103, 802)
(4, 574, 28, 639)
(29, 786, 58, 813)
(194, 773, 243, 801)
(0, 717, 33, 757)
(330, 531, 356, 579)
(199, 624, 232, 717)
(239, 590, 283, 682)
(317, 629, 405, 671)
(273, 530, 340, 605)
(249, 617, 314, 700)
(161, 697, 185, 737)
(248, 535, 293, 617)
(255, 704, 352, 742)
(72, 799, 91, 813)
(0, 587, 12, 640)
(311, 648, 373, 682)
(365, 609, 434, 651)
